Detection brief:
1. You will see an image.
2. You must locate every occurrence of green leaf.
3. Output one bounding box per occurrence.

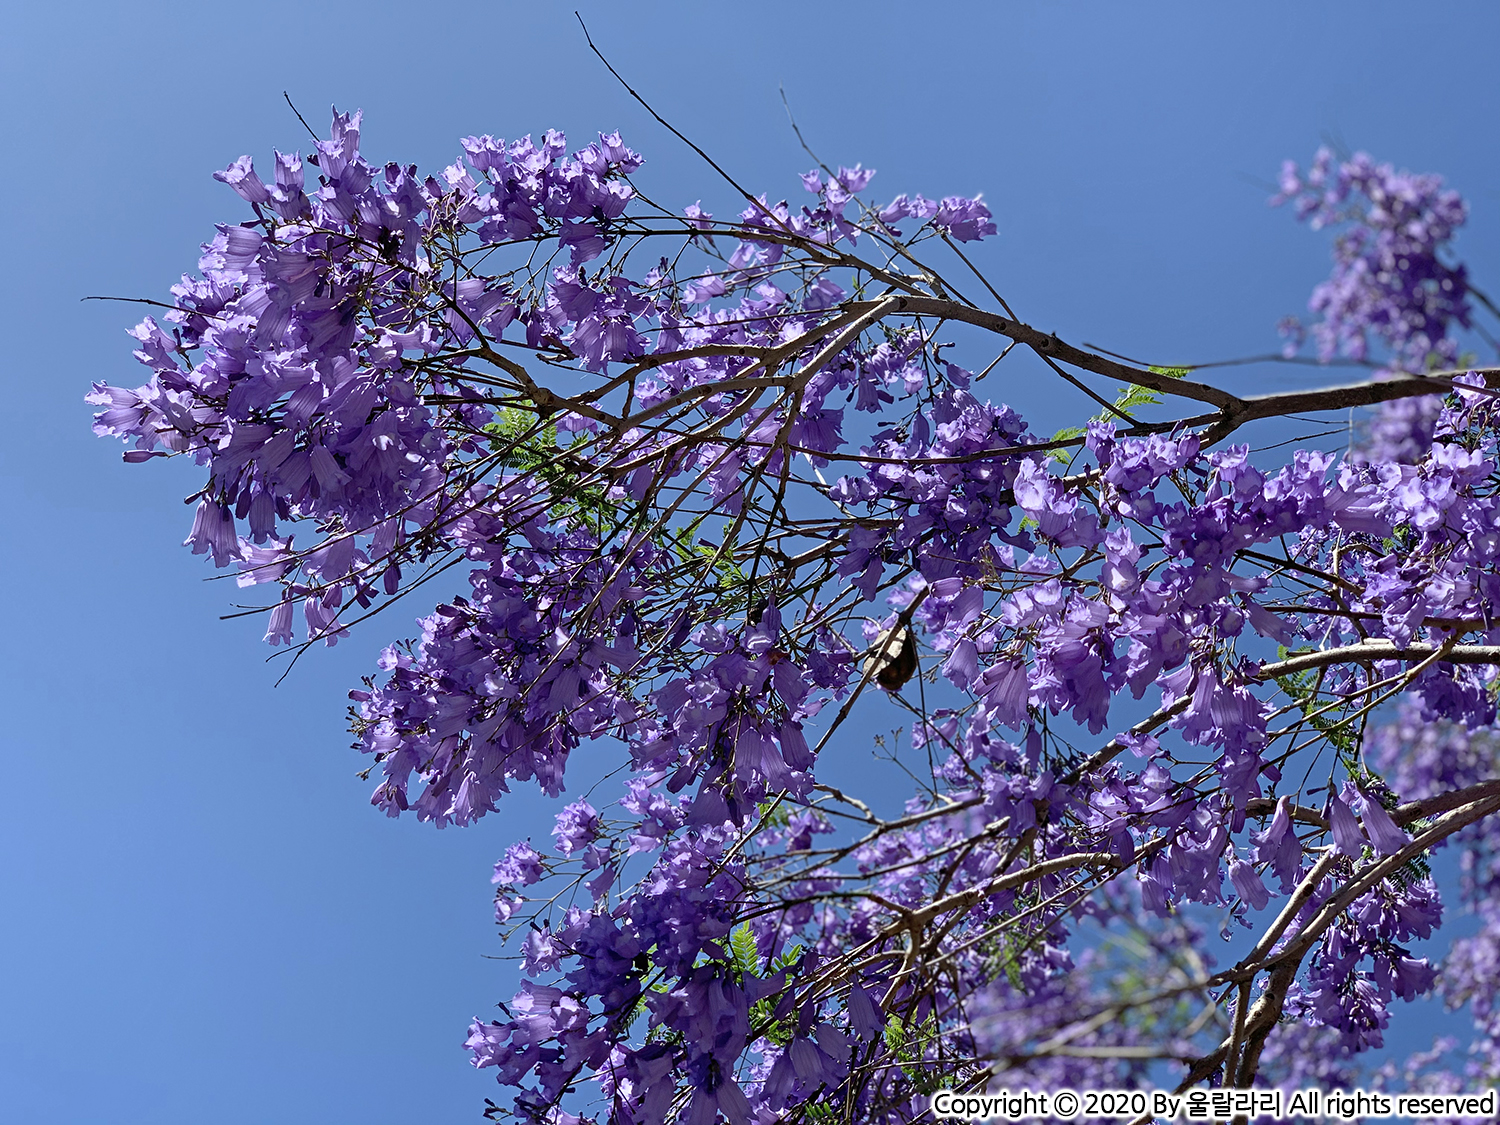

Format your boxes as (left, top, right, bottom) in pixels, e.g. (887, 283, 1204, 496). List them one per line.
(1113, 383, 1163, 414)
(729, 923, 760, 977)
(484, 409, 620, 534)
(484, 408, 558, 468)
(1050, 365, 1186, 467)
(1273, 667, 1361, 760)
(767, 943, 804, 975)
(880, 1013, 948, 1093)
(1048, 425, 1086, 468)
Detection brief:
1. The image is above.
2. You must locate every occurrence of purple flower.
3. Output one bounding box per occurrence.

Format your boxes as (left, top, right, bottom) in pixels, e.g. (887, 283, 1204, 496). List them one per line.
(1228, 856, 1271, 911)
(100, 112, 1500, 1120)
(930, 195, 996, 242)
(183, 499, 240, 567)
(263, 597, 294, 647)
(1252, 796, 1303, 894)
(493, 842, 545, 887)
(942, 639, 980, 690)
(1274, 148, 1470, 369)
(214, 155, 271, 205)
(804, 274, 846, 310)
(1328, 790, 1369, 857)
(847, 983, 883, 1041)
(1357, 791, 1408, 856)
(552, 800, 601, 857)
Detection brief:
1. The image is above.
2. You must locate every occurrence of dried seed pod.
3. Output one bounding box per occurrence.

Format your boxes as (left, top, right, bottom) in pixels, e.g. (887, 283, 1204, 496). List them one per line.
(863, 625, 916, 690)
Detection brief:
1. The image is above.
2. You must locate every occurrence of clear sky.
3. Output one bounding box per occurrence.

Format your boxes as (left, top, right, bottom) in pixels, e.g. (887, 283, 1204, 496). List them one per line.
(3, 2, 1500, 1122)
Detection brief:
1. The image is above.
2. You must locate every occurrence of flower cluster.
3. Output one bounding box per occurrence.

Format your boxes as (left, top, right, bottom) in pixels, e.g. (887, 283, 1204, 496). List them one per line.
(1274, 147, 1471, 368)
(1370, 708, 1500, 1087)
(93, 115, 1500, 1121)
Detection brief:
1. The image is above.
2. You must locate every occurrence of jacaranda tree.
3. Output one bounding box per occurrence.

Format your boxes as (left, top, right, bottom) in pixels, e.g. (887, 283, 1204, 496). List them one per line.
(90, 97, 1500, 1122)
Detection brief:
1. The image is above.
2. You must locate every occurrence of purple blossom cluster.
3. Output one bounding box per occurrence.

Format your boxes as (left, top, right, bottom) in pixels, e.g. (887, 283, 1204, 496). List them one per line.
(1370, 708, 1500, 1088)
(92, 114, 1500, 1121)
(1272, 148, 1496, 467)
(1274, 147, 1471, 368)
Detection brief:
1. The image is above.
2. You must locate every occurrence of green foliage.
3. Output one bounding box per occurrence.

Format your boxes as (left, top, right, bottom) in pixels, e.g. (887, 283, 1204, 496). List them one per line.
(1050, 365, 1187, 464)
(1273, 655, 1436, 885)
(1388, 851, 1432, 889)
(754, 798, 795, 831)
(982, 928, 1030, 990)
(677, 532, 748, 590)
(1048, 425, 1087, 458)
(1147, 364, 1192, 380)
(729, 923, 760, 977)
(670, 924, 808, 1047)
(1273, 661, 1361, 764)
(484, 409, 615, 532)
(485, 408, 748, 596)
(882, 1013, 949, 1094)
(484, 408, 558, 472)
(1111, 364, 1187, 415)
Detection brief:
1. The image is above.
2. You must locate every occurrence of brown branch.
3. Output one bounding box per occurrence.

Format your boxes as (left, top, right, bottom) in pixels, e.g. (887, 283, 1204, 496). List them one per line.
(1061, 691, 1195, 784)
(1199, 367, 1500, 446)
(1255, 641, 1500, 679)
(852, 297, 1241, 409)
(831, 297, 1500, 443)
(1232, 796, 1500, 1088)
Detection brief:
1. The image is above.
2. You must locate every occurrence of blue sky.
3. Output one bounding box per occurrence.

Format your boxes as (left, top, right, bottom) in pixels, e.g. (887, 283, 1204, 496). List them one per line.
(3, 2, 1500, 1121)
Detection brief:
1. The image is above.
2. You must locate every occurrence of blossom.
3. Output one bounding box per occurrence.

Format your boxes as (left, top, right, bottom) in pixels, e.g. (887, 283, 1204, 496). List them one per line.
(552, 800, 600, 856)
(95, 115, 1500, 1118)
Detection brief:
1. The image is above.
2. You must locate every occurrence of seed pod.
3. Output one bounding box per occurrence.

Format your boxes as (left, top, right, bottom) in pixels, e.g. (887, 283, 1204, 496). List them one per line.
(863, 625, 916, 690)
